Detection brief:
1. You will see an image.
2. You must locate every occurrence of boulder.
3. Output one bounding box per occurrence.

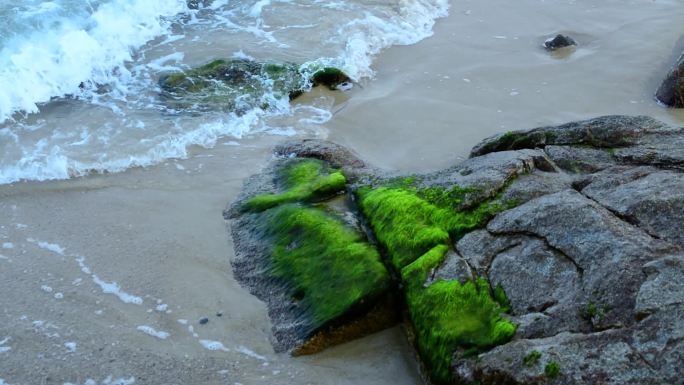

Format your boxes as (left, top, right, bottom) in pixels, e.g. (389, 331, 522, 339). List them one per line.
(227, 115, 684, 385)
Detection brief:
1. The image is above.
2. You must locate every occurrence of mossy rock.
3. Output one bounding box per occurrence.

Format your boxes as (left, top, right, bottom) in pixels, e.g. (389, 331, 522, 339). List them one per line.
(254, 204, 392, 335)
(240, 158, 347, 213)
(353, 181, 517, 384)
(158, 59, 351, 113)
(355, 184, 507, 271)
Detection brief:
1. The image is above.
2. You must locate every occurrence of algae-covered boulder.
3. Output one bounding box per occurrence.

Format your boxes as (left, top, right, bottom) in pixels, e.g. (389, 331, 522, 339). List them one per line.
(226, 158, 395, 354)
(227, 115, 684, 385)
(159, 59, 351, 113)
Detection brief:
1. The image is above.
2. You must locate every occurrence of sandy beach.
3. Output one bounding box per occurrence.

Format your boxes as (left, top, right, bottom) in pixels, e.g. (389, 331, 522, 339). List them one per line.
(1, 1, 684, 384)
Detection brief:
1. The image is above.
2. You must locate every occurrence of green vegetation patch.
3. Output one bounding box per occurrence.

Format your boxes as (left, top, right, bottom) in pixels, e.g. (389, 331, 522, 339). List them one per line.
(401, 245, 517, 385)
(523, 351, 542, 367)
(255, 204, 391, 330)
(356, 185, 506, 270)
(545, 361, 561, 378)
(242, 159, 346, 213)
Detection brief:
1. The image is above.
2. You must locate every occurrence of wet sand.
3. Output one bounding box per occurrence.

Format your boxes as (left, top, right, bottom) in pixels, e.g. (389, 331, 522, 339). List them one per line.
(2, 1, 684, 384)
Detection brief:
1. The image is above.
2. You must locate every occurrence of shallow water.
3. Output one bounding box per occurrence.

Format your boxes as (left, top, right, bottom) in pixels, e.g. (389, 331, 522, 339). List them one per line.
(1, 0, 684, 384)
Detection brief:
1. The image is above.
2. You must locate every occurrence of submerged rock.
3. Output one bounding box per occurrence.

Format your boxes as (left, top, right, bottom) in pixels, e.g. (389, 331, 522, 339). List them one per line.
(226, 115, 684, 385)
(655, 52, 684, 107)
(544, 34, 577, 51)
(159, 59, 351, 113)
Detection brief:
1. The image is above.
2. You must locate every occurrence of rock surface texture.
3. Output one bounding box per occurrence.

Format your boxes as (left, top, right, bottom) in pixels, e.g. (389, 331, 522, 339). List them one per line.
(226, 115, 684, 385)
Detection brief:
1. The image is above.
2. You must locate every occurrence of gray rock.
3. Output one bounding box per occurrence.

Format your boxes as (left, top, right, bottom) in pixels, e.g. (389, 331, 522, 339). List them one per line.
(635, 254, 684, 316)
(655, 52, 684, 108)
(469, 330, 662, 385)
(227, 116, 684, 385)
(470, 115, 669, 158)
(582, 169, 684, 246)
(544, 145, 616, 173)
(488, 237, 581, 315)
(488, 189, 673, 330)
(431, 250, 473, 284)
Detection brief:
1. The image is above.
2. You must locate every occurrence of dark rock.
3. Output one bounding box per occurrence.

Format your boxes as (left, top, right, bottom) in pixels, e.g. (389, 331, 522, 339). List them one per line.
(227, 115, 684, 385)
(655, 53, 684, 107)
(544, 34, 577, 51)
(199, 317, 209, 325)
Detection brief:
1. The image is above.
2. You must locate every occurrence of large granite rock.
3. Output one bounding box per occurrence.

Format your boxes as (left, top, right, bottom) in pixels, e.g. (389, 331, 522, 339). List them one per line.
(226, 115, 684, 384)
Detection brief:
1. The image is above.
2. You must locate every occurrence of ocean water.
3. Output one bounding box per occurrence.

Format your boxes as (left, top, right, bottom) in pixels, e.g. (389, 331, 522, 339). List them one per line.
(0, 0, 448, 184)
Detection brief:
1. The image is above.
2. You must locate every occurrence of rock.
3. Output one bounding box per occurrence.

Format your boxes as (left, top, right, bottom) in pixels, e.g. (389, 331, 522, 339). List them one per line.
(544, 34, 577, 51)
(655, 52, 684, 107)
(227, 115, 684, 385)
(158, 59, 350, 113)
(199, 317, 209, 325)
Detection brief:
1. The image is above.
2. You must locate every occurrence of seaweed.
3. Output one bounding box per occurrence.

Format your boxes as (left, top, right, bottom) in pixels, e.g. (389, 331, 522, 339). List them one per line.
(356, 186, 506, 270)
(255, 204, 391, 331)
(401, 245, 517, 385)
(241, 159, 346, 213)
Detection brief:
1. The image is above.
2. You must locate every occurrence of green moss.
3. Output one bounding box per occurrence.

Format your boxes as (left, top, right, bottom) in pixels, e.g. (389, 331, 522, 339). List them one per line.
(256, 204, 390, 330)
(522, 351, 542, 367)
(356, 186, 506, 270)
(242, 159, 346, 213)
(545, 361, 561, 378)
(401, 246, 516, 385)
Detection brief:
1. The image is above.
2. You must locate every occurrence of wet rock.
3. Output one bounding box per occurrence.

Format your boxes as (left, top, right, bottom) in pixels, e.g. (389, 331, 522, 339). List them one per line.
(158, 59, 350, 113)
(227, 115, 684, 385)
(655, 52, 684, 107)
(199, 317, 209, 325)
(544, 34, 577, 51)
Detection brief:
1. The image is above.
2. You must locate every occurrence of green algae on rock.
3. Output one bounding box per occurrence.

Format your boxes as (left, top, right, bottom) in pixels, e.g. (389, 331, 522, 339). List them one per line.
(356, 183, 516, 385)
(255, 203, 391, 334)
(400, 246, 516, 385)
(241, 159, 346, 213)
(158, 59, 351, 112)
(356, 185, 507, 270)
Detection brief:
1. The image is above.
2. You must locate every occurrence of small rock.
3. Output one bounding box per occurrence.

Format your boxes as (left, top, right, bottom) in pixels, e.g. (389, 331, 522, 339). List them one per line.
(199, 317, 209, 325)
(544, 34, 577, 51)
(216, 312, 223, 317)
(655, 53, 684, 107)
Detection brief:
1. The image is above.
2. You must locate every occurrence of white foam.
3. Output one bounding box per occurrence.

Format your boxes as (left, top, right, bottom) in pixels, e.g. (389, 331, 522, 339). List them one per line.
(0, 336, 10, 353)
(236, 346, 267, 361)
(92, 275, 143, 305)
(41, 285, 53, 293)
(72, 255, 143, 305)
(1, 242, 13, 249)
(199, 340, 230, 352)
(136, 325, 170, 340)
(27, 238, 65, 255)
(0, 0, 188, 122)
(64, 342, 77, 352)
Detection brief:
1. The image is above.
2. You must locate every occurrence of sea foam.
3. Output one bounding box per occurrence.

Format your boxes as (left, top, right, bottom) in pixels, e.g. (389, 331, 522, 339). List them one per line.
(0, 0, 188, 122)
